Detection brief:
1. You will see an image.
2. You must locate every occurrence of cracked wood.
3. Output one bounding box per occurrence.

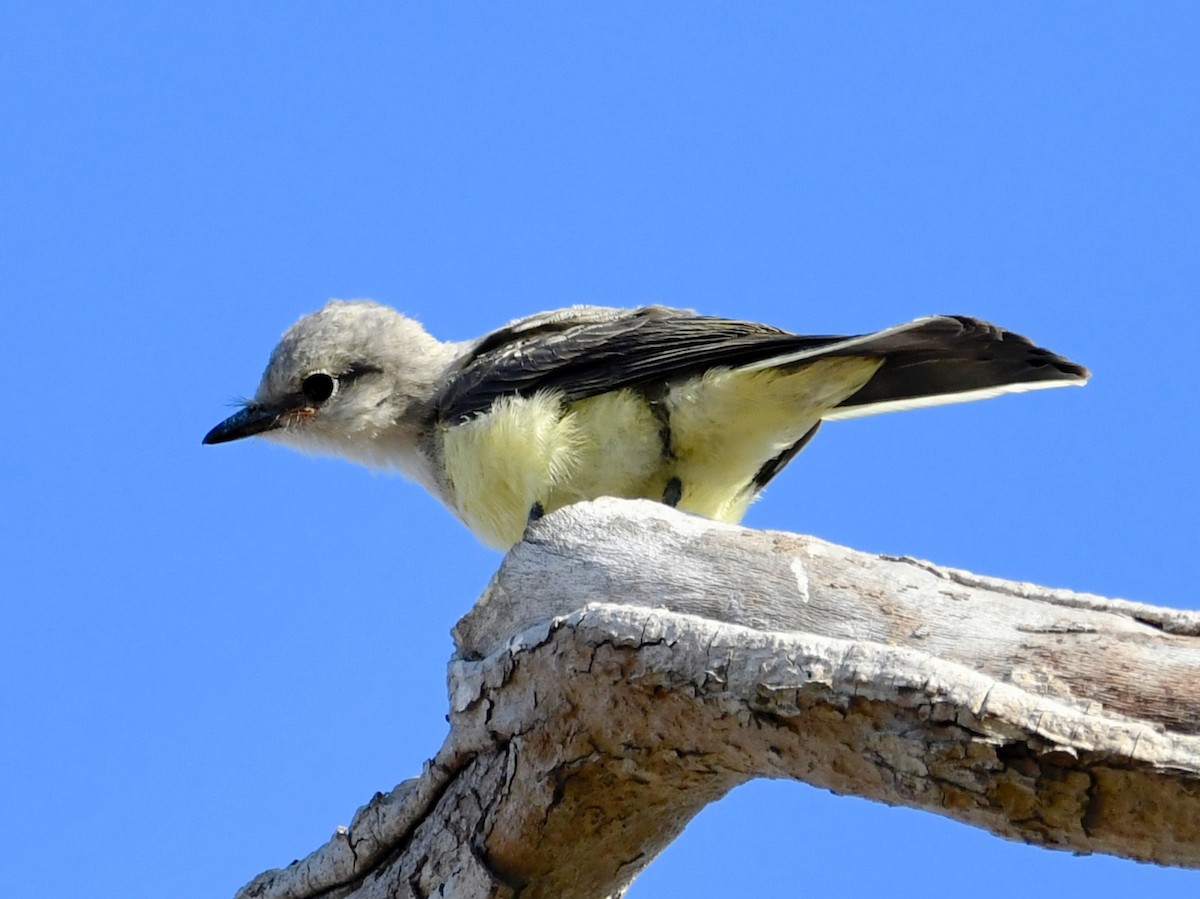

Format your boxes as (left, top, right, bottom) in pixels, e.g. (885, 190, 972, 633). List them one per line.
(235, 498, 1200, 899)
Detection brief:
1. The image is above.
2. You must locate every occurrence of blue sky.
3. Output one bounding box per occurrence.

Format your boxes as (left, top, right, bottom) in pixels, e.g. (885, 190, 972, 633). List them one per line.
(3, 3, 1198, 896)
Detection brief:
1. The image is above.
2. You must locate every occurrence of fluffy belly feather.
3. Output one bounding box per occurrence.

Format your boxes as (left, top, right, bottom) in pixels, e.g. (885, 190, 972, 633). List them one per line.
(439, 357, 880, 548)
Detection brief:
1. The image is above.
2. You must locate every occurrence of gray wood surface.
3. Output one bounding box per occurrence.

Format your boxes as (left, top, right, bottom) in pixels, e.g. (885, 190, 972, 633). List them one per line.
(236, 499, 1200, 899)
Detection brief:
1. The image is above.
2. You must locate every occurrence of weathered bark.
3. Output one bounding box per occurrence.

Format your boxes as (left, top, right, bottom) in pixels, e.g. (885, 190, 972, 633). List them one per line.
(236, 498, 1200, 899)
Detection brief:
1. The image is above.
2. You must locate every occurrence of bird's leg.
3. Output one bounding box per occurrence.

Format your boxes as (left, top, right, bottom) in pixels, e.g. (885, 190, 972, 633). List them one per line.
(662, 477, 683, 507)
(519, 500, 548, 543)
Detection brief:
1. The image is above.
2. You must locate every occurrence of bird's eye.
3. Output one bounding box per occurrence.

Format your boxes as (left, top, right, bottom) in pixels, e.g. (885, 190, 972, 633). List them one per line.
(301, 372, 337, 404)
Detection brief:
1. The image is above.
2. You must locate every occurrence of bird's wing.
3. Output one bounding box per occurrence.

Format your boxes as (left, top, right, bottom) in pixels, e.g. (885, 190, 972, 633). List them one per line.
(434, 305, 845, 422)
(434, 307, 1089, 423)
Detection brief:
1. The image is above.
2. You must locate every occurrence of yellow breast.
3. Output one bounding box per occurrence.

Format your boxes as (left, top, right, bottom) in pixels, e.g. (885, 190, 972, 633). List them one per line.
(439, 356, 880, 548)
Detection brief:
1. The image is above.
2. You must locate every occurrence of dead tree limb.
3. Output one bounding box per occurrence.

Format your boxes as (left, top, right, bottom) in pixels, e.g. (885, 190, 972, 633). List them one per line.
(235, 498, 1200, 899)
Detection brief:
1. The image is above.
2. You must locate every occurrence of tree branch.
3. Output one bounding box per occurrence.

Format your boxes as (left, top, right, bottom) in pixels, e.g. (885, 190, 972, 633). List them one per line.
(235, 498, 1200, 899)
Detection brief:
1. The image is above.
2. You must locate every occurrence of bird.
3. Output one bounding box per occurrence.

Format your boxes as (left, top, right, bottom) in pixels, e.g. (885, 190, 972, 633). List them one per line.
(204, 301, 1088, 549)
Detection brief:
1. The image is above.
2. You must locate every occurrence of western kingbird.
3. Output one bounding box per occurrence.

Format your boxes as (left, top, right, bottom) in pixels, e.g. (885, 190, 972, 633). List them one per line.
(204, 302, 1088, 548)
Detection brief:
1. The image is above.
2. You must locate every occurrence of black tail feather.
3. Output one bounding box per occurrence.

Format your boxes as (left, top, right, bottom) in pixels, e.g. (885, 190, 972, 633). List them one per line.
(833, 316, 1088, 413)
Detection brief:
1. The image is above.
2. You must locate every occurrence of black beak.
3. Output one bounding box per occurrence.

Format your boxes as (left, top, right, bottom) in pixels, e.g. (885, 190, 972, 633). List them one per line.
(203, 404, 284, 445)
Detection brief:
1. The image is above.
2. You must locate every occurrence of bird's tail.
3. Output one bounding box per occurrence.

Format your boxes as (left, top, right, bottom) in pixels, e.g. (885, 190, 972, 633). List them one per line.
(743, 315, 1089, 421)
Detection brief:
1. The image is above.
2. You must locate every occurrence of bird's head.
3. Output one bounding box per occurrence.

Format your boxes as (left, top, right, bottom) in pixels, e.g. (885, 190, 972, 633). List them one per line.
(203, 300, 450, 465)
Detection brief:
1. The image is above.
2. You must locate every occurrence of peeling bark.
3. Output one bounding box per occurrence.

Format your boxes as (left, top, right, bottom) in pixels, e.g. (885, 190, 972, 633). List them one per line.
(235, 499, 1200, 899)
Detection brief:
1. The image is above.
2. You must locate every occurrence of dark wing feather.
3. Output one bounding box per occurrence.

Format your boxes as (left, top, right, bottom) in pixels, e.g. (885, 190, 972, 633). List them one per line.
(435, 306, 840, 421)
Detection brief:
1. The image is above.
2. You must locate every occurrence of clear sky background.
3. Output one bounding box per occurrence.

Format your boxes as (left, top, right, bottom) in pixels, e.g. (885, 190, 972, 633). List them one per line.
(3, 3, 1198, 897)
